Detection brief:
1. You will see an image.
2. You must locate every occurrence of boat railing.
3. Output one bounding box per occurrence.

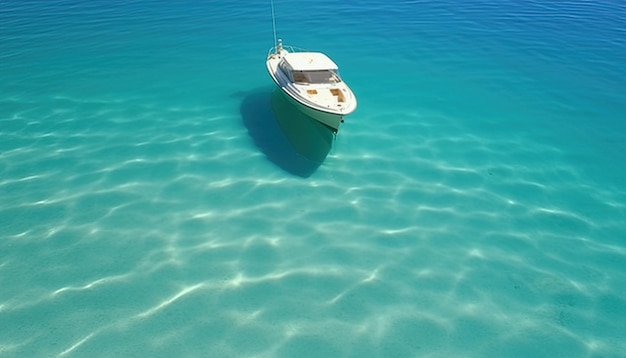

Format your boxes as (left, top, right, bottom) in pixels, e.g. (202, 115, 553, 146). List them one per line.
(267, 44, 309, 57)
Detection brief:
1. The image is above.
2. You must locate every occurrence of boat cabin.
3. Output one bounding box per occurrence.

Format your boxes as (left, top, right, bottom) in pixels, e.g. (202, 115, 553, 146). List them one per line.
(278, 52, 342, 84)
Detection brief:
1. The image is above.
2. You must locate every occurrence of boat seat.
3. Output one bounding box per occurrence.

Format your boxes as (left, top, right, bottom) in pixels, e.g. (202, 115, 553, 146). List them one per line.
(330, 88, 345, 102)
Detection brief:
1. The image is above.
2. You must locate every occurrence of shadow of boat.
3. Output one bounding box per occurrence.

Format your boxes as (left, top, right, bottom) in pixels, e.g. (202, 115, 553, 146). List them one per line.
(240, 87, 334, 177)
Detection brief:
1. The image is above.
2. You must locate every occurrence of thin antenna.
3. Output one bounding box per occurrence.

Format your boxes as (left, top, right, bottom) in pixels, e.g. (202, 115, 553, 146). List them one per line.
(270, 0, 277, 46)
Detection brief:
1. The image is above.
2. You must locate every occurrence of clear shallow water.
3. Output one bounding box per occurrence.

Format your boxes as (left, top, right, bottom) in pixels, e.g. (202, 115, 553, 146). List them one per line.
(1, 0, 625, 356)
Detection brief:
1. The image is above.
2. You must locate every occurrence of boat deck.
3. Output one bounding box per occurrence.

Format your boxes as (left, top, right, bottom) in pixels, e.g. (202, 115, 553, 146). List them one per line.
(301, 86, 347, 107)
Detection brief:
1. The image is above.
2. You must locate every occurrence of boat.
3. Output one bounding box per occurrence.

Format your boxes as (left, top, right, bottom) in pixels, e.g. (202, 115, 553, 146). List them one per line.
(266, 39, 357, 132)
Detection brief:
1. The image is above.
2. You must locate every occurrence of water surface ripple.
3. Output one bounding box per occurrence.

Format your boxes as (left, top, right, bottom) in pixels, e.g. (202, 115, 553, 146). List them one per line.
(1, 0, 625, 357)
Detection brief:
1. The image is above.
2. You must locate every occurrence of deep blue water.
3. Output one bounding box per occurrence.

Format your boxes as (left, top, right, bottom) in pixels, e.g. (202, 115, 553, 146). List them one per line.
(1, 0, 625, 357)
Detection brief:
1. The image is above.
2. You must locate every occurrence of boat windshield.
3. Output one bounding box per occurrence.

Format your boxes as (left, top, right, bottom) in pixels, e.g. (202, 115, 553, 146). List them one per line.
(292, 70, 341, 84)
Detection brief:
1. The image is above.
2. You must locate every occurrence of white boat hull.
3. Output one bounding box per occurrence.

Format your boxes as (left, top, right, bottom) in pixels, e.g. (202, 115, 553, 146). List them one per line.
(275, 85, 345, 130)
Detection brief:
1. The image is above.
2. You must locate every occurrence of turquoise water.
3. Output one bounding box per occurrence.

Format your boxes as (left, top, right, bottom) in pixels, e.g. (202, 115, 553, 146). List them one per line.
(1, 0, 625, 356)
